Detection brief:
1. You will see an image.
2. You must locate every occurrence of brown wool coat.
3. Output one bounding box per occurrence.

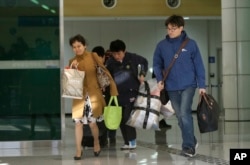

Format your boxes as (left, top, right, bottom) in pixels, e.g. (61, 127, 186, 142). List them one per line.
(69, 51, 118, 119)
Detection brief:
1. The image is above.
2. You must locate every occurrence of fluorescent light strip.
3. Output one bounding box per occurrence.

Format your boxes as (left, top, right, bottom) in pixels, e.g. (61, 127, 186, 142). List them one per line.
(41, 4, 49, 10)
(50, 9, 56, 14)
(30, 0, 57, 14)
(30, 0, 39, 5)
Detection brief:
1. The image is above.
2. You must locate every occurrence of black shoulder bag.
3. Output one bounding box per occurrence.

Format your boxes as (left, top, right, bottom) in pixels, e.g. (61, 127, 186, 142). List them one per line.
(160, 38, 189, 105)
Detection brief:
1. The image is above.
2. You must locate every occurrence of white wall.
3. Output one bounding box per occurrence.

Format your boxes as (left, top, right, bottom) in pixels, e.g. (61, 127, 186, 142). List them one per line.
(63, 18, 222, 114)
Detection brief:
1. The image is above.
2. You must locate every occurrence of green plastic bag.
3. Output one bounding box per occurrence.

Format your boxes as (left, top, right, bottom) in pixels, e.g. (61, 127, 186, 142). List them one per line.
(103, 96, 122, 130)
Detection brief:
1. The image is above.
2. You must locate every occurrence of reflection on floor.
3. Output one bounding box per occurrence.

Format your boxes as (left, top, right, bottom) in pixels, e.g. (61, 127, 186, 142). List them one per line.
(0, 114, 61, 141)
(0, 115, 250, 165)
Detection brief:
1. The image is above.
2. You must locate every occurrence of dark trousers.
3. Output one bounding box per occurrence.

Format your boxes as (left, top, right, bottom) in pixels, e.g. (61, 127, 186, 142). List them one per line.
(107, 129, 116, 139)
(120, 102, 136, 145)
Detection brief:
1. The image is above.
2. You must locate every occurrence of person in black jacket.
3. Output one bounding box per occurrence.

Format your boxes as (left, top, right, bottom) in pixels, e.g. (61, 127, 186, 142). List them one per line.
(106, 39, 148, 150)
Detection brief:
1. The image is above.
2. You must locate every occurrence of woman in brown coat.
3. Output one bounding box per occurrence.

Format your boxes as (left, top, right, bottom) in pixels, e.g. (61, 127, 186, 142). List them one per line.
(68, 34, 118, 160)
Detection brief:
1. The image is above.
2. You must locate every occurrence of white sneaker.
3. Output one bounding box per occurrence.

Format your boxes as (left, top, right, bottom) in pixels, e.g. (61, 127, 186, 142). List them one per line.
(120, 144, 130, 150)
(195, 142, 199, 149)
(194, 142, 198, 156)
(129, 139, 137, 150)
(182, 148, 196, 157)
(181, 142, 198, 158)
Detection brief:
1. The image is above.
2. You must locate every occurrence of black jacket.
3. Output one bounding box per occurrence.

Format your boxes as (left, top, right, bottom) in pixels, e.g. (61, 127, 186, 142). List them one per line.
(106, 52, 148, 105)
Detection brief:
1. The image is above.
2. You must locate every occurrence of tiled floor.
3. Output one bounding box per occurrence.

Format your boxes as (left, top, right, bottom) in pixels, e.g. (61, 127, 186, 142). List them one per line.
(0, 115, 249, 165)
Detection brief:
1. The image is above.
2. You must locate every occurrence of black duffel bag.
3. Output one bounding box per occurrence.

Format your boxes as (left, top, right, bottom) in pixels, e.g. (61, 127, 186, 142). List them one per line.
(197, 93, 220, 133)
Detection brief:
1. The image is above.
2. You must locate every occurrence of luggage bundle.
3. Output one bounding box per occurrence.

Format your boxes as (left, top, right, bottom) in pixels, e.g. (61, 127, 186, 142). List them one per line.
(126, 78, 161, 130)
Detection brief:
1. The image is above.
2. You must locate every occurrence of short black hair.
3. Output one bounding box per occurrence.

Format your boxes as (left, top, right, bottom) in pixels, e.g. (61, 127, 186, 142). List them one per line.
(92, 46, 105, 57)
(69, 34, 86, 46)
(165, 15, 185, 27)
(109, 39, 126, 52)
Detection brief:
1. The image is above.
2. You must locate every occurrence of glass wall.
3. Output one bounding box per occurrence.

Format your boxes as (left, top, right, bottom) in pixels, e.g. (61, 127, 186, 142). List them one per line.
(0, 0, 61, 141)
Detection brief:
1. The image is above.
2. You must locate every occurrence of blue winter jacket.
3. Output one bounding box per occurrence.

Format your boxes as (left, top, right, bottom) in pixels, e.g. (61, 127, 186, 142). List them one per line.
(153, 31, 206, 91)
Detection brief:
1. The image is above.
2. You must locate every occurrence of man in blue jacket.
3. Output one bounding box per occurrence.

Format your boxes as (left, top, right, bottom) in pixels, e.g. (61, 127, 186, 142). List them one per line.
(106, 39, 148, 150)
(153, 15, 206, 157)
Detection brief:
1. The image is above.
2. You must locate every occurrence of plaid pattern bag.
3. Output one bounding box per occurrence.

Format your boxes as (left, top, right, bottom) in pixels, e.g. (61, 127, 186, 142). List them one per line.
(96, 65, 110, 89)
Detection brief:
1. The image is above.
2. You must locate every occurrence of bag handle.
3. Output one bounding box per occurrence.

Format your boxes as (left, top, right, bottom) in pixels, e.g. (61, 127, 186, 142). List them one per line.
(143, 81, 151, 129)
(199, 93, 212, 110)
(162, 38, 190, 82)
(108, 96, 119, 107)
(69, 63, 79, 69)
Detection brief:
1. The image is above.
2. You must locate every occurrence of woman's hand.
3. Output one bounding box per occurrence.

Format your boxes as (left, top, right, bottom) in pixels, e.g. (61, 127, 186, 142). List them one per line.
(71, 60, 79, 69)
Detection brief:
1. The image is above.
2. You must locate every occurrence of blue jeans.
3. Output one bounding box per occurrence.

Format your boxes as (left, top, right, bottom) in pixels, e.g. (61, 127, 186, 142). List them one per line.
(168, 87, 196, 150)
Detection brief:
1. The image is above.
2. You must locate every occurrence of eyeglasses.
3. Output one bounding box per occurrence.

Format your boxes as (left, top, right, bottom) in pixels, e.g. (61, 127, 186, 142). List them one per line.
(167, 26, 179, 32)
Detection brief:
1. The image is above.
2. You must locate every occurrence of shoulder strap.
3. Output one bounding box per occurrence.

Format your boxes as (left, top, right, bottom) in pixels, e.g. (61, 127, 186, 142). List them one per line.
(162, 38, 189, 82)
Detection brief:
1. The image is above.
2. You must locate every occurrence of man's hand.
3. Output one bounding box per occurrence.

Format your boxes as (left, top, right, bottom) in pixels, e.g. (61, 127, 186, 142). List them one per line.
(199, 88, 206, 95)
(157, 81, 164, 91)
(138, 75, 145, 84)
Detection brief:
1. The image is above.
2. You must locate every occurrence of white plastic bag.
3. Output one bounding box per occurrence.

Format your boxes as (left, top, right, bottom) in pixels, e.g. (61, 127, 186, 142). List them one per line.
(160, 100, 175, 119)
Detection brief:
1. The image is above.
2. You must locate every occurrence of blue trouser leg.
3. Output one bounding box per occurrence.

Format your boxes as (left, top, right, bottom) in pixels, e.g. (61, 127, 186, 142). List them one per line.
(168, 87, 196, 150)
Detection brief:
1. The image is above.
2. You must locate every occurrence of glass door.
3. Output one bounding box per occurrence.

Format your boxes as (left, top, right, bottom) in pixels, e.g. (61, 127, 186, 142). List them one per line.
(0, 0, 61, 141)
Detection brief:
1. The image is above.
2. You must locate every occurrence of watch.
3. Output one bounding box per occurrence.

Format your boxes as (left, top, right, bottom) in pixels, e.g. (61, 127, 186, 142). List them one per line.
(102, 0, 117, 9)
(166, 0, 181, 9)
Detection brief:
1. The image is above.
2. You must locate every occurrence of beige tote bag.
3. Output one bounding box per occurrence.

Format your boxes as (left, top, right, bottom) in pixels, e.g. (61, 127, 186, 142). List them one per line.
(62, 67, 85, 99)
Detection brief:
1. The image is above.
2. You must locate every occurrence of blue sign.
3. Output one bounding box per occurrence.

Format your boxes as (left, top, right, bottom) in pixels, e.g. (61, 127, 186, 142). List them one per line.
(209, 56, 215, 63)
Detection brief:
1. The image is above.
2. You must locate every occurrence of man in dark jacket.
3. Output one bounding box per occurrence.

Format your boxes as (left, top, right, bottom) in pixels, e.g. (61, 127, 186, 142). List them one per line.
(106, 39, 148, 150)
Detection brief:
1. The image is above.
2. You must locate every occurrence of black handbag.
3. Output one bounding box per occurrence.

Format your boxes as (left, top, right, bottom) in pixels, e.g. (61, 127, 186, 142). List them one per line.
(197, 93, 220, 133)
(160, 38, 189, 105)
(160, 90, 169, 105)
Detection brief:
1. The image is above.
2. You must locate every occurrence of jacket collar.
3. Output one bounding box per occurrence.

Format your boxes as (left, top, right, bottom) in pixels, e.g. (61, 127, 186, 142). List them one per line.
(166, 31, 187, 43)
